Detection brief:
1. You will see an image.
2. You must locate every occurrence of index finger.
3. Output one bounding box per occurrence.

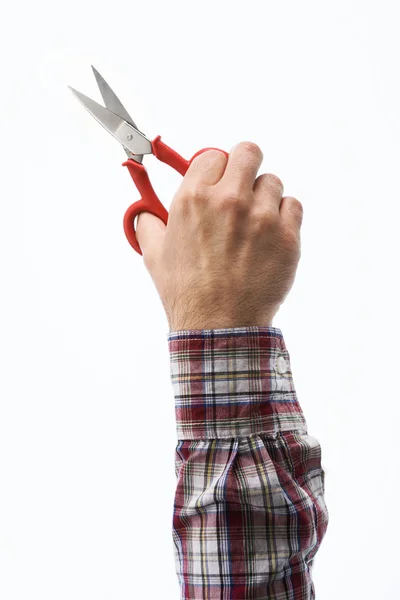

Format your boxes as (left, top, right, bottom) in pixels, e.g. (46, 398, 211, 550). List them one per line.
(183, 149, 228, 186)
(219, 142, 263, 192)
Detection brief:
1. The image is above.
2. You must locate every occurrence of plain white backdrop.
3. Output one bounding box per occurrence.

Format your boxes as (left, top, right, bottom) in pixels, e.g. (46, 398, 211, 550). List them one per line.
(1, 0, 399, 598)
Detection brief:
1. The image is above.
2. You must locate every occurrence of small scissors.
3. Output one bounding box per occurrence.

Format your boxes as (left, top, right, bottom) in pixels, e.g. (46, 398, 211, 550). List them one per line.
(69, 66, 227, 255)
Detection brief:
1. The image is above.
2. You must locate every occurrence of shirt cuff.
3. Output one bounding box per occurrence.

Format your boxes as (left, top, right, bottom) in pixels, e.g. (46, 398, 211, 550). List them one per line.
(167, 326, 308, 440)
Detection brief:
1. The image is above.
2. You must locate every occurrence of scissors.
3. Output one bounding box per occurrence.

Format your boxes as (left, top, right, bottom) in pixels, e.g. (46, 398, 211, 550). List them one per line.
(69, 66, 228, 255)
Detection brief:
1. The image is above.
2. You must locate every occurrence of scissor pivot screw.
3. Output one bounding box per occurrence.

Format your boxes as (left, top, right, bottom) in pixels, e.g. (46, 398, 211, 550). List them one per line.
(126, 133, 133, 141)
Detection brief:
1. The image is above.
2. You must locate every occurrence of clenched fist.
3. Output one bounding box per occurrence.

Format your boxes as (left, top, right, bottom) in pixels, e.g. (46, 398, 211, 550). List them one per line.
(136, 142, 303, 331)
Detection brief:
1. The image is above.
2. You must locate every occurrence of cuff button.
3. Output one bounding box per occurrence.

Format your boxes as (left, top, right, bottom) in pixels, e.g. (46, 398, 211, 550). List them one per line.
(276, 356, 288, 374)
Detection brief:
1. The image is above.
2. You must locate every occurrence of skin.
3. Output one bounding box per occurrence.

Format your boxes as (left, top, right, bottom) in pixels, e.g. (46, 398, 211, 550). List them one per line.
(135, 141, 303, 331)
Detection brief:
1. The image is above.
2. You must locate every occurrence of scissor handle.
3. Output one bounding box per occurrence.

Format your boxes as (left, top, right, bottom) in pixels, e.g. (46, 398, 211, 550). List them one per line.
(123, 137, 228, 255)
(152, 136, 228, 175)
(122, 159, 169, 255)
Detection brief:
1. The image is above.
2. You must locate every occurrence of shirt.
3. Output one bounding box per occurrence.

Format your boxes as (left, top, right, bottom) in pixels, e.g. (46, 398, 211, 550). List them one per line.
(168, 326, 329, 600)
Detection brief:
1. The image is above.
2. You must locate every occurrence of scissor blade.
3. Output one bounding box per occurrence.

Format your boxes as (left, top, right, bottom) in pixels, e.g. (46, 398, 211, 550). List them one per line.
(91, 65, 138, 130)
(68, 86, 152, 157)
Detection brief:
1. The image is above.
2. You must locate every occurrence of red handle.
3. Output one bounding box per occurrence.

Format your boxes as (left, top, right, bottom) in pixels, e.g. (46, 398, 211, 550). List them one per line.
(122, 159, 168, 255)
(152, 135, 228, 175)
(123, 137, 228, 255)
(152, 136, 190, 175)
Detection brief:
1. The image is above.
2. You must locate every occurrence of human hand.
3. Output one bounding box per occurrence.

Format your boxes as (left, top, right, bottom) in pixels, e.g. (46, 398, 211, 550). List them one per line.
(136, 142, 303, 331)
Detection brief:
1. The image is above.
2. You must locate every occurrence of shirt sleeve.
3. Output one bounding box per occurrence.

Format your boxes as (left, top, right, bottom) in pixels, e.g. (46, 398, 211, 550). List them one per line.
(167, 326, 329, 600)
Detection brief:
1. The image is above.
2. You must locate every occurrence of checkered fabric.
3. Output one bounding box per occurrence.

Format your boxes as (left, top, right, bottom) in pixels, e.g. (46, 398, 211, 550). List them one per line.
(168, 326, 329, 599)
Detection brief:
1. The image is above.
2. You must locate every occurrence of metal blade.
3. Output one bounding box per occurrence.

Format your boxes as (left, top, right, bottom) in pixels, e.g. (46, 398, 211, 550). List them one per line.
(91, 65, 138, 129)
(90, 67, 144, 162)
(68, 87, 152, 157)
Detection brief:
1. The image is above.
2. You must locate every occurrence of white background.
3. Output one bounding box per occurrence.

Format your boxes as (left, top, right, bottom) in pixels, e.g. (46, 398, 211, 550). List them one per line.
(1, 1, 399, 598)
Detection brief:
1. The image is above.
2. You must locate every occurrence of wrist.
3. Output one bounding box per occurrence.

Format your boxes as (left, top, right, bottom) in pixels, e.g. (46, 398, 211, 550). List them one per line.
(170, 320, 273, 331)
(169, 314, 275, 331)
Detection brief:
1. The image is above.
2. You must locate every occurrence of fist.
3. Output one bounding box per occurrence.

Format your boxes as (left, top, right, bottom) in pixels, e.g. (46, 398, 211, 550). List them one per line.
(136, 142, 303, 331)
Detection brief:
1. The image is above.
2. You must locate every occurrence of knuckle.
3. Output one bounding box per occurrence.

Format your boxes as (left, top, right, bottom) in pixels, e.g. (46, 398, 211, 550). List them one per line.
(191, 149, 226, 172)
(192, 182, 210, 202)
(237, 141, 263, 158)
(263, 173, 284, 193)
(201, 148, 227, 164)
(218, 189, 249, 211)
(251, 209, 279, 231)
(290, 197, 303, 214)
(189, 180, 207, 197)
(284, 196, 304, 223)
(188, 152, 207, 173)
(180, 182, 210, 205)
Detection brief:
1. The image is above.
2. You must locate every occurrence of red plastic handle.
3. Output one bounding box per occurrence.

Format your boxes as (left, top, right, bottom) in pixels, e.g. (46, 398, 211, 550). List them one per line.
(152, 136, 228, 175)
(122, 159, 168, 255)
(123, 137, 228, 255)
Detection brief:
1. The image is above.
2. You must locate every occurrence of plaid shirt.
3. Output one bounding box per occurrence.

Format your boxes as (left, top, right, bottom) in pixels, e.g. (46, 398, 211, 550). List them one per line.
(168, 326, 329, 600)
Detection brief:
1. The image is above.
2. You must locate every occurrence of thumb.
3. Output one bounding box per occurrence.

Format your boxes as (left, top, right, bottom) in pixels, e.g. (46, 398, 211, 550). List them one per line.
(136, 211, 166, 269)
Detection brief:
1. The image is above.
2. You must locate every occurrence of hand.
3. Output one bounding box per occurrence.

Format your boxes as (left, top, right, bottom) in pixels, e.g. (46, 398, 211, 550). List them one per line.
(136, 142, 303, 331)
